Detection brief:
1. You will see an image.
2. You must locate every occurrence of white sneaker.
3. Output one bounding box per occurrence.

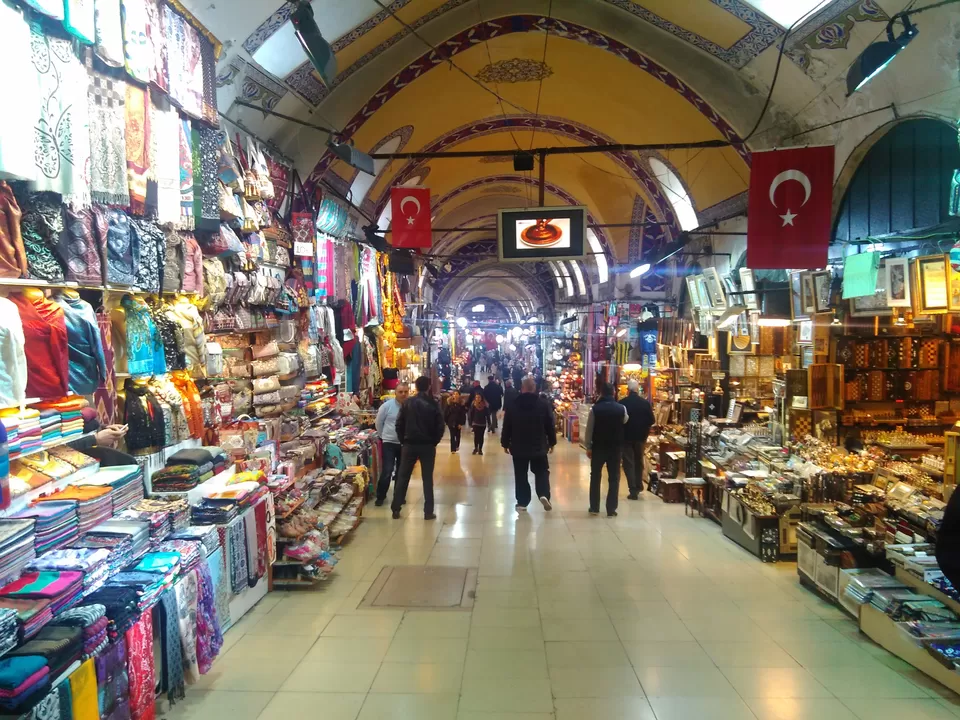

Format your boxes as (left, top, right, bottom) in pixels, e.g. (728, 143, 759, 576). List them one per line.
(515, 504, 527, 512)
(539, 496, 552, 511)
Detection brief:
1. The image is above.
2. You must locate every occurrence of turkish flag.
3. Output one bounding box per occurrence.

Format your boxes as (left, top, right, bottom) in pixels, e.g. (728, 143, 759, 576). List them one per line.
(390, 186, 432, 249)
(747, 146, 834, 269)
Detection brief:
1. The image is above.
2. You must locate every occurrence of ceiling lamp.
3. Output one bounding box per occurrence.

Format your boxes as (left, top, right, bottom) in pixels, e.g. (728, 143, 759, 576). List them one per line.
(846, 14, 918, 95)
(511, 326, 523, 339)
(456, 317, 468, 328)
(290, 1, 337, 85)
(629, 263, 651, 279)
(495, 334, 504, 343)
(472, 304, 485, 312)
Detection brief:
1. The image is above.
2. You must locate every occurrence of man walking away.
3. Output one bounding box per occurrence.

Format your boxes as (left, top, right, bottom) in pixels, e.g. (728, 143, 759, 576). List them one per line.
(502, 377, 556, 512)
(392, 376, 444, 520)
(503, 380, 519, 415)
(374, 383, 408, 506)
(584, 381, 629, 517)
(444, 391, 467, 452)
(483, 375, 503, 433)
(620, 379, 655, 499)
(512, 364, 524, 389)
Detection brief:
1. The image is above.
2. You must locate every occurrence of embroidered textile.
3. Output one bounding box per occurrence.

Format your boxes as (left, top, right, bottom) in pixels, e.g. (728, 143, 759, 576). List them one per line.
(19, 192, 65, 282)
(86, 58, 129, 206)
(131, 218, 165, 293)
(124, 611, 155, 720)
(174, 570, 199, 684)
(193, 127, 220, 231)
(166, 9, 203, 119)
(60, 207, 102, 284)
(94, 0, 125, 67)
(93, 206, 136, 285)
(121, 0, 151, 83)
(125, 85, 150, 214)
(152, 100, 181, 226)
(94, 308, 117, 425)
(194, 559, 222, 674)
(199, 36, 218, 125)
(226, 519, 246, 593)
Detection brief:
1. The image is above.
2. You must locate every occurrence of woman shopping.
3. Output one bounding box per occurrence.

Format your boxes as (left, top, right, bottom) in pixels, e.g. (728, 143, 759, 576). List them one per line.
(468, 394, 490, 455)
(444, 392, 468, 452)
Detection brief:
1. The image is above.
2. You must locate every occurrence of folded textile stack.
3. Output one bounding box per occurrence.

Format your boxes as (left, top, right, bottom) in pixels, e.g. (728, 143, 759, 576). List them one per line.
(58, 411, 83, 441)
(8, 625, 83, 680)
(169, 525, 220, 556)
(0, 598, 52, 639)
(83, 587, 139, 639)
(3, 410, 41, 458)
(46, 446, 97, 471)
(0, 520, 36, 587)
(191, 499, 240, 525)
(0, 655, 51, 714)
(150, 463, 213, 492)
(81, 520, 150, 570)
(35, 486, 113, 535)
(38, 411, 61, 450)
(1, 417, 19, 461)
(0, 571, 85, 617)
(27, 548, 111, 597)
(14, 502, 80, 555)
(50, 605, 108, 659)
(74, 465, 144, 515)
(204, 446, 228, 474)
(17, 453, 75, 481)
(118, 507, 170, 545)
(105, 568, 173, 611)
(0, 608, 18, 657)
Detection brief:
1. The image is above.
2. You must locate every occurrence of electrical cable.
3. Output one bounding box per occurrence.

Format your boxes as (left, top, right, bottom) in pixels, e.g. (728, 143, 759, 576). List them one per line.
(475, 0, 524, 153)
(528, 0, 554, 150)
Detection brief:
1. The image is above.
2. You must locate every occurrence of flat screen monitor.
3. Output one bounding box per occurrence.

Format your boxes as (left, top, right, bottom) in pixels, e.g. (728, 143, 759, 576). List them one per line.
(498, 206, 587, 262)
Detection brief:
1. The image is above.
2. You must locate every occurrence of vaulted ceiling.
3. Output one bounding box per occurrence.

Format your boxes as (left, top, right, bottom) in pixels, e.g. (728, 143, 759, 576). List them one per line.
(187, 0, 926, 320)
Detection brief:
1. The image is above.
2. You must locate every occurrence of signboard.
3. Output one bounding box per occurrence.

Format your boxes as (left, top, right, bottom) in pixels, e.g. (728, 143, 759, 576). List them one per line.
(497, 206, 586, 262)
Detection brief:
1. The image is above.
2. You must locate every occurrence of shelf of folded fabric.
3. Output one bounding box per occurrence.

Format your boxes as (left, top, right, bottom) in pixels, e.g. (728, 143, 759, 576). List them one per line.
(145, 463, 236, 504)
(10, 432, 96, 463)
(0, 398, 41, 412)
(0, 463, 102, 519)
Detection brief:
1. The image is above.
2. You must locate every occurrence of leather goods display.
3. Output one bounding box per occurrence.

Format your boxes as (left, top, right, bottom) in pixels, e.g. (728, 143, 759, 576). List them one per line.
(252, 376, 280, 394)
(252, 341, 278, 359)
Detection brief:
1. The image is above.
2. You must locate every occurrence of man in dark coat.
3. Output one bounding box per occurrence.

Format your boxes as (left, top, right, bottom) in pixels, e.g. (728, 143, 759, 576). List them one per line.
(392, 376, 445, 520)
(502, 378, 557, 512)
(584, 381, 629, 516)
(482, 375, 504, 433)
(619, 379, 656, 499)
(503, 380, 519, 414)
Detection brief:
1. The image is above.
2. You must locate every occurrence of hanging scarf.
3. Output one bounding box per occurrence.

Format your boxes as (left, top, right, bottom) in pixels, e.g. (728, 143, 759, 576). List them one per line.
(243, 510, 258, 586)
(194, 560, 222, 675)
(253, 500, 267, 580)
(174, 570, 199, 684)
(121, 0, 150, 83)
(206, 546, 230, 632)
(94, 0, 124, 67)
(86, 59, 129, 205)
(157, 589, 184, 704)
(95, 637, 129, 720)
(192, 126, 219, 232)
(264, 493, 277, 565)
(24, 681, 71, 720)
(199, 35, 217, 125)
(178, 120, 194, 229)
(94, 308, 117, 426)
(125, 85, 151, 214)
(144, 0, 167, 92)
(65, 0, 96, 45)
(68, 658, 98, 720)
(19, 192, 66, 282)
(152, 100, 180, 226)
(227, 518, 246, 593)
(124, 611, 155, 720)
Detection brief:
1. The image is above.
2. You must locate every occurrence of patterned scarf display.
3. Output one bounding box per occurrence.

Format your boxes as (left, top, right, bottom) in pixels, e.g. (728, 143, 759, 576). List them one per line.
(144, 0, 168, 92)
(125, 611, 155, 720)
(125, 85, 151, 215)
(94, 0, 124, 67)
(121, 0, 150, 83)
(178, 120, 194, 229)
(86, 58, 129, 205)
(94, 308, 117, 425)
(243, 509, 258, 587)
(166, 9, 203, 119)
(253, 500, 267, 580)
(157, 589, 184, 704)
(68, 658, 99, 720)
(95, 636, 129, 720)
(152, 100, 180, 226)
(226, 518, 246, 594)
(19, 191, 66, 282)
(194, 560, 222, 674)
(174, 570, 199, 684)
(199, 35, 217, 125)
(192, 127, 219, 232)
(264, 493, 276, 565)
(207, 546, 230, 632)
(23, 680, 71, 720)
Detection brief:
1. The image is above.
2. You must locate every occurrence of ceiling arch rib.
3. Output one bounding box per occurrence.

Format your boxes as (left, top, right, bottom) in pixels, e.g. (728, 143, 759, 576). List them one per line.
(437, 268, 550, 323)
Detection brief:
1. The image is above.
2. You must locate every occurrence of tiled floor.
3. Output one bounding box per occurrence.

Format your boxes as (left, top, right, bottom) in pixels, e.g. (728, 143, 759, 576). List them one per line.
(165, 440, 960, 720)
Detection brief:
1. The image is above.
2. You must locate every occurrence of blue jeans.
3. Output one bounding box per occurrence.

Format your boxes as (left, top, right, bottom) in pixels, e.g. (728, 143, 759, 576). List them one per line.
(377, 442, 402, 502)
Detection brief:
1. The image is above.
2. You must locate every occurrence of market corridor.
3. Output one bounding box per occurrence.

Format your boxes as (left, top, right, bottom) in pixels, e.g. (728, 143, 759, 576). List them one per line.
(170, 440, 958, 720)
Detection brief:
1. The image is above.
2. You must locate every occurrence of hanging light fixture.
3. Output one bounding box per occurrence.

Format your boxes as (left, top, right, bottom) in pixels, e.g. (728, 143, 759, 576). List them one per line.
(846, 13, 918, 95)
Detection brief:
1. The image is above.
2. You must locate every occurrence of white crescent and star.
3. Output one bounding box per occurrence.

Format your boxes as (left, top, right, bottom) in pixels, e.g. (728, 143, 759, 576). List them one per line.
(768, 169, 811, 227)
(400, 195, 421, 226)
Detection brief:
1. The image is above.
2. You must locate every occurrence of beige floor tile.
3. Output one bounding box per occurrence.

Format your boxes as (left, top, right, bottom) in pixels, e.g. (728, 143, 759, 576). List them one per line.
(258, 692, 365, 720)
(807, 665, 931, 698)
(279, 662, 380, 694)
(612, 616, 694, 644)
(746, 696, 860, 720)
(623, 642, 715, 669)
(721, 667, 832, 698)
(782, 640, 883, 668)
(545, 641, 631, 668)
(395, 611, 472, 639)
(549, 665, 645, 697)
(635, 666, 739, 697)
(303, 637, 393, 665)
(384, 636, 468, 664)
(841, 698, 960, 720)
(321, 613, 403, 637)
(475, 576, 538, 592)
(458, 713, 554, 720)
(247, 610, 333, 637)
(459, 675, 554, 713)
(646, 696, 758, 720)
(554, 696, 657, 720)
(464, 648, 549, 679)
(370, 662, 464, 694)
(467, 625, 545, 650)
(541, 615, 619, 642)
(356, 693, 460, 720)
(472, 607, 542, 628)
(701, 641, 801, 668)
(165, 690, 274, 720)
(472, 590, 539, 608)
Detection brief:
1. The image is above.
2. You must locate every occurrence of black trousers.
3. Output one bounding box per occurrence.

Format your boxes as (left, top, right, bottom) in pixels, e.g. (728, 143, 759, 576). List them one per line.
(391, 444, 436, 514)
(377, 442, 402, 502)
(621, 440, 645, 495)
(449, 426, 461, 451)
(473, 427, 485, 451)
(590, 446, 622, 514)
(487, 410, 499, 432)
(513, 454, 550, 507)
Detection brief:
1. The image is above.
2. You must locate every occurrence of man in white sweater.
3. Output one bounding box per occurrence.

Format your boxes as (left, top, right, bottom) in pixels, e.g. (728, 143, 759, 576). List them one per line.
(374, 383, 409, 506)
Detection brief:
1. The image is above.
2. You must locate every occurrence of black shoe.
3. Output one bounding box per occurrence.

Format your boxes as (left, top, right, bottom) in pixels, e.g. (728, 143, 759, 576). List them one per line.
(627, 494, 638, 501)
(375, 499, 385, 507)
(607, 511, 618, 517)
(424, 513, 437, 520)
(392, 511, 401, 519)
(588, 508, 599, 515)
(478, 450, 483, 455)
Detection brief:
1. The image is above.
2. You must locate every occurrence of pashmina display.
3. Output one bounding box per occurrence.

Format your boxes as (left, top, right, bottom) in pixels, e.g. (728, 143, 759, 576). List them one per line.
(68, 658, 99, 720)
(207, 546, 230, 630)
(193, 126, 220, 232)
(95, 636, 129, 720)
(0, 655, 51, 714)
(94, 0, 125, 67)
(58, 207, 103, 285)
(156, 590, 183, 704)
(199, 35, 217, 125)
(86, 58, 129, 206)
(93, 206, 137, 286)
(0, 608, 18, 656)
(152, 100, 181, 226)
(165, 9, 203, 119)
(121, 0, 150, 83)
(173, 569, 198, 683)
(124, 611, 155, 720)
(226, 519, 246, 593)
(243, 510, 258, 586)
(64, 0, 96, 45)
(194, 560, 221, 674)
(0, 5, 40, 182)
(178, 119, 193, 228)
(19, 192, 66, 283)
(130, 218, 165, 293)
(0, 597, 53, 639)
(94, 307, 117, 426)
(124, 84, 151, 215)
(144, 0, 168, 92)
(9, 624, 84, 678)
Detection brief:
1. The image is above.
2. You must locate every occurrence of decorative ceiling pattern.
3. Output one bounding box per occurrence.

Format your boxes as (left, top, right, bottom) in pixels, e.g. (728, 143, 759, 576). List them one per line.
(783, 0, 888, 76)
(217, 56, 287, 114)
(475, 58, 554, 84)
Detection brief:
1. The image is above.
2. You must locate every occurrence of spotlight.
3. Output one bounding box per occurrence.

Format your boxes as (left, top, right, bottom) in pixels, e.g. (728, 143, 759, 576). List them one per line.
(456, 317, 468, 328)
(495, 334, 504, 343)
(846, 14, 918, 95)
(362, 225, 389, 252)
(290, 1, 337, 85)
(328, 139, 374, 175)
(629, 263, 651, 279)
(560, 316, 577, 326)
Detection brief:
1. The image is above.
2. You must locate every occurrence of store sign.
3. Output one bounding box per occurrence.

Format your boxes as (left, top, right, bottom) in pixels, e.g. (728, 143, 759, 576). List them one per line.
(747, 146, 834, 270)
(294, 241, 313, 257)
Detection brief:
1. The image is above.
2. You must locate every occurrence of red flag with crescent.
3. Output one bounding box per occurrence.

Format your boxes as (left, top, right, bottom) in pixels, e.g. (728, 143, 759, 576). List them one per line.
(747, 146, 834, 270)
(390, 186, 432, 249)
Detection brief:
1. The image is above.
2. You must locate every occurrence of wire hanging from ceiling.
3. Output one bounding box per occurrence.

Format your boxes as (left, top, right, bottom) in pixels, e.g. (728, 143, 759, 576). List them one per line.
(528, 0, 554, 150)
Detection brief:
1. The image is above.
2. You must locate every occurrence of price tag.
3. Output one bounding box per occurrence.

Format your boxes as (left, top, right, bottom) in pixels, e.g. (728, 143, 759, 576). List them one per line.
(294, 241, 313, 257)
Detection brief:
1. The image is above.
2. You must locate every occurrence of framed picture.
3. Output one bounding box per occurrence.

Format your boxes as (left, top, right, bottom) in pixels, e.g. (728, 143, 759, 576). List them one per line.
(812, 270, 832, 313)
(790, 271, 808, 321)
(702, 268, 727, 311)
(801, 346, 815, 368)
(850, 261, 892, 317)
(686, 276, 703, 310)
(884, 257, 911, 307)
(739, 268, 758, 311)
(728, 332, 755, 354)
(947, 254, 960, 311)
(798, 320, 813, 344)
(801, 272, 816, 315)
(916, 254, 949, 314)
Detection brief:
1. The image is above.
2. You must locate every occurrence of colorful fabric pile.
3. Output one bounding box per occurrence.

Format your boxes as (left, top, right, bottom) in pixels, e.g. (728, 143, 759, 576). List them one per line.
(0, 655, 52, 714)
(0, 598, 52, 639)
(38, 410, 61, 449)
(153, 539, 201, 571)
(81, 519, 150, 569)
(150, 462, 212, 492)
(0, 416, 20, 460)
(3, 410, 41, 458)
(14, 501, 79, 554)
(36, 486, 113, 534)
(104, 569, 171, 612)
(8, 624, 83, 680)
(27, 547, 111, 597)
(83, 585, 140, 640)
(0, 571, 85, 616)
(46, 445, 98, 471)
(74, 464, 144, 514)
(168, 525, 219, 556)
(0, 608, 18, 657)
(0, 519, 36, 586)
(58, 410, 84, 440)
(51, 604, 108, 659)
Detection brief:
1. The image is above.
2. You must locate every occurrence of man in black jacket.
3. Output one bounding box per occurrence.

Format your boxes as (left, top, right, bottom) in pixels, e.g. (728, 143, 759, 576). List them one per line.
(584, 381, 629, 516)
(502, 378, 557, 512)
(503, 380, 519, 414)
(937, 488, 960, 591)
(619, 379, 656, 499)
(482, 375, 504, 433)
(392, 376, 445, 520)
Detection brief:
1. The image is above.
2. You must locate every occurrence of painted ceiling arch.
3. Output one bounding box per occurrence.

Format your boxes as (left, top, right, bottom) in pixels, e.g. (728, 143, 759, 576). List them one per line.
(436, 264, 554, 320)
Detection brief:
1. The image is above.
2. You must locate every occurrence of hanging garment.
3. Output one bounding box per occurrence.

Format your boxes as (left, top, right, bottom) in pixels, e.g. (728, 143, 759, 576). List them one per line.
(124, 611, 155, 720)
(192, 127, 220, 232)
(68, 658, 98, 720)
(144, 0, 168, 92)
(7, 294, 69, 400)
(93, 205, 137, 285)
(54, 294, 107, 396)
(157, 590, 183, 704)
(123, 378, 165, 452)
(174, 569, 199, 684)
(121, 0, 151, 83)
(162, 229, 183, 293)
(0, 183, 27, 279)
(95, 636, 129, 720)
(0, 4, 39, 182)
(19, 192, 65, 283)
(154, 304, 185, 371)
(94, 0, 124, 67)
(0, 298, 28, 409)
(152, 99, 180, 226)
(178, 119, 193, 228)
(151, 376, 188, 442)
(227, 519, 246, 593)
(181, 233, 203, 294)
(125, 84, 151, 214)
(86, 57, 129, 206)
(170, 300, 206, 378)
(166, 10, 203, 119)
(65, 0, 96, 45)
(93, 308, 117, 426)
(195, 559, 222, 674)
(131, 218, 165, 293)
(59, 206, 103, 285)
(199, 36, 217, 125)
(119, 295, 161, 377)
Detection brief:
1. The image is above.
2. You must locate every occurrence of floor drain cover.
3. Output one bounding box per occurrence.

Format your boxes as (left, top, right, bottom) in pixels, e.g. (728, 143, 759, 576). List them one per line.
(360, 566, 477, 610)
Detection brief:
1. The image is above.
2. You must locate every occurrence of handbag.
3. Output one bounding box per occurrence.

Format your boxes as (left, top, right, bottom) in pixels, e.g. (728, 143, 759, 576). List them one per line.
(252, 341, 279, 359)
(203, 257, 227, 308)
(253, 389, 280, 405)
(253, 375, 280, 394)
(251, 357, 280, 377)
(206, 342, 224, 377)
(278, 384, 301, 401)
(219, 182, 242, 220)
